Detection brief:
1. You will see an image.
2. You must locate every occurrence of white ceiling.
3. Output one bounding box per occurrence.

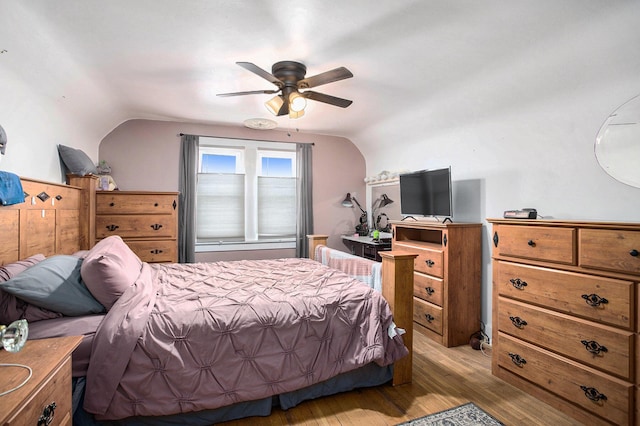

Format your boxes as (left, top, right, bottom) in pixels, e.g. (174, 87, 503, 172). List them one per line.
(3, 1, 637, 149)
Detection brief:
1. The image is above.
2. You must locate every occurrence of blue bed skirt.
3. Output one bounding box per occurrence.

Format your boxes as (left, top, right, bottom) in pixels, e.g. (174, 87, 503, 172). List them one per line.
(73, 363, 394, 425)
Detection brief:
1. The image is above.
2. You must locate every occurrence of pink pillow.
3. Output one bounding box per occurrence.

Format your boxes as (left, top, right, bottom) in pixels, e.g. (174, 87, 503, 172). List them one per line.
(0, 254, 63, 324)
(80, 236, 142, 310)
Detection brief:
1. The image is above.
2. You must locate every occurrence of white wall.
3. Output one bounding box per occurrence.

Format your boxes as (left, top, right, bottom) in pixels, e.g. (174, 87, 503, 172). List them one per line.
(0, 2, 121, 181)
(359, 4, 640, 338)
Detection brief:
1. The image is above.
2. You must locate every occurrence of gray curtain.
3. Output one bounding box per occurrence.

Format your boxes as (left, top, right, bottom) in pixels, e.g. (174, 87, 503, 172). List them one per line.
(178, 134, 199, 263)
(295, 143, 313, 258)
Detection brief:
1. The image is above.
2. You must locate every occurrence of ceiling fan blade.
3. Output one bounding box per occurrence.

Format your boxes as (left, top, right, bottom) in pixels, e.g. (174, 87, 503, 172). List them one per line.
(297, 67, 353, 89)
(217, 89, 279, 97)
(236, 62, 283, 88)
(302, 91, 353, 108)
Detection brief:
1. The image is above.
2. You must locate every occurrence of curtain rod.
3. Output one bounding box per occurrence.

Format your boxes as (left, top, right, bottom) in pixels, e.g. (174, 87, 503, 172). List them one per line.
(179, 133, 314, 145)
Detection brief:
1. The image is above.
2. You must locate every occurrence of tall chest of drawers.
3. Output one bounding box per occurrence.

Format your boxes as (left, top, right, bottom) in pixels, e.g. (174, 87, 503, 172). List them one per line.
(488, 219, 640, 426)
(95, 191, 179, 263)
(391, 221, 482, 347)
(67, 175, 179, 263)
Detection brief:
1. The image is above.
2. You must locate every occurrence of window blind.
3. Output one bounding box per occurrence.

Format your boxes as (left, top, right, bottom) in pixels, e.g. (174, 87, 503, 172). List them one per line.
(258, 176, 296, 238)
(196, 173, 244, 240)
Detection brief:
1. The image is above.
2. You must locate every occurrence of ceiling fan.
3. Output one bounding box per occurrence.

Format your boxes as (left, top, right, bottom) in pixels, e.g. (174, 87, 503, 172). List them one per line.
(217, 61, 353, 119)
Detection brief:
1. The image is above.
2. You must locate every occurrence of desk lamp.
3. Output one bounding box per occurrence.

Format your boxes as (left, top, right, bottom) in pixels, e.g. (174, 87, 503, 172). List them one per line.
(342, 193, 369, 236)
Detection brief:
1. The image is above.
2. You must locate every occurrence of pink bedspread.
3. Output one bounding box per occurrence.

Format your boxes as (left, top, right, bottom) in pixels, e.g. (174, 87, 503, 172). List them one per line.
(84, 258, 408, 420)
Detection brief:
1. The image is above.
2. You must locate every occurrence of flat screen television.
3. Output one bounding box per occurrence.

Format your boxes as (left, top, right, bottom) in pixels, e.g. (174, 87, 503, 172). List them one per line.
(399, 167, 452, 219)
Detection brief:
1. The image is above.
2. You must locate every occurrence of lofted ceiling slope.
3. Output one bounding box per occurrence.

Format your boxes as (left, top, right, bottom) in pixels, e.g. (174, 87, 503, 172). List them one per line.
(2, 1, 638, 155)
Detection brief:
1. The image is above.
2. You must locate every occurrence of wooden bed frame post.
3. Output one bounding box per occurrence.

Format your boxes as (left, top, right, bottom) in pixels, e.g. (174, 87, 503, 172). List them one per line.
(379, 251, 416, 386)
(306, 235, 416, 386)
(306, 234, 328, 259)
(66, 174, 98, 250)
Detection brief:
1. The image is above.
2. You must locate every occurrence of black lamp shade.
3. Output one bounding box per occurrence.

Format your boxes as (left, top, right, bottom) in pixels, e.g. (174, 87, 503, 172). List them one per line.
(379, 194, 393, 208)
(341, 193, 353, 207)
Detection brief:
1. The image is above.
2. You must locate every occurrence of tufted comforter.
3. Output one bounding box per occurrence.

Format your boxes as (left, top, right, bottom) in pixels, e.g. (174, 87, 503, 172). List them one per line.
(84, 258, 408, 420)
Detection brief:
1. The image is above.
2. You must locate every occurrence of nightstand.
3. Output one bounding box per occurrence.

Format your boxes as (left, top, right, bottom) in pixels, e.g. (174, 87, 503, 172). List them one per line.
(0, 336, 82, 426)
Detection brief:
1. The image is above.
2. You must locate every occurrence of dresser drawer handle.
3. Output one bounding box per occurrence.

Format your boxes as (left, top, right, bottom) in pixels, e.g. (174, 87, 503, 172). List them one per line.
(509, 316, 528, 329)
(150, 224, 163, 231)
(527, 239, 535, 247)
(150, 249, 164, 254)
(508, 352, 526, 367)
(424, 313, 435, 323)
(581, 340, 608, 355)
(630, 249, 639, 257)
(509, 278, 528, 290)
(425, 259, 435, 267)
(580, 385, 607, 403)
(109, 202, 115, 207)
(581, 293, 609, 307)
(37, 402, 56, 426)
(106, 224, 119, 232)
(425, 286, 435, 296)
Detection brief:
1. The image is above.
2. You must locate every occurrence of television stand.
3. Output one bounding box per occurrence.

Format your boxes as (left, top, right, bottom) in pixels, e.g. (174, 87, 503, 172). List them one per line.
(390, 220, 482, 347)
(401, 216, 418, 221)
(442, 217, 453, 224)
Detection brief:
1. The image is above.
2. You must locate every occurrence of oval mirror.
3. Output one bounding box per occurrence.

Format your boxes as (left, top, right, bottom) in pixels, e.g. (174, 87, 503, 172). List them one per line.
(595, 94, 640, 188)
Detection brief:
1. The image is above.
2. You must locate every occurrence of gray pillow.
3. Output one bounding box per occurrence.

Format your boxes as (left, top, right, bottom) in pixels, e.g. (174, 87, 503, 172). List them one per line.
(0, 255, 105, 316)
(57, 144, 98, 176)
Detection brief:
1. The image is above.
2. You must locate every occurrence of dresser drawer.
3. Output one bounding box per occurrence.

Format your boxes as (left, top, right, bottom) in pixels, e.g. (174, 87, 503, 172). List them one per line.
(96, 214, 177, 239)
(125, 240, 177, 263)
(498, 297, 633, 380)
(494, 224, 576, 265)
(495, 261, 634, 329)
(413, 272, 443, 306)
(497, 333, 632, 425)
(5, 358, 73, 426)
(395, 242, 444, 277)
(97, 193, 177, 214)
(413, 297, 443, 334)
(579, 229, 640, 275)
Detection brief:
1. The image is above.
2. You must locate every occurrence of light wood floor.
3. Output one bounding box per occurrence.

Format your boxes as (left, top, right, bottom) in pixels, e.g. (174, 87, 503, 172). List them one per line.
(220, 329, 584, 425)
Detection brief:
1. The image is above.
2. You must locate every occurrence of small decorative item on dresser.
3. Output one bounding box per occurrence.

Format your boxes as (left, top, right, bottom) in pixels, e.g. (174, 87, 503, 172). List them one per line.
(96, 160, 112, 175)
(0, 319, 28, 353)
(503, 208, 537, 219)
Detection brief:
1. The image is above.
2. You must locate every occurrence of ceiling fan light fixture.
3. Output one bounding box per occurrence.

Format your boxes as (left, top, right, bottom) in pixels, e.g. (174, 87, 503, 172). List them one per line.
(288, 109, 305, 119)
(265, 95, 284, 116)
(222, 61, 353, 118)
(289, 91, 307, 112)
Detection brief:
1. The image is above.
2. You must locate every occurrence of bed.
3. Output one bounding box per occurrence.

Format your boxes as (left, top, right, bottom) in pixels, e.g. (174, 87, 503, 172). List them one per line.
(0, 177, 415, 425)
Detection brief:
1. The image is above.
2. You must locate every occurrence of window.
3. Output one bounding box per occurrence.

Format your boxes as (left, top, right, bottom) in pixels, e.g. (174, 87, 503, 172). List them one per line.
(196, 138, 297, 251)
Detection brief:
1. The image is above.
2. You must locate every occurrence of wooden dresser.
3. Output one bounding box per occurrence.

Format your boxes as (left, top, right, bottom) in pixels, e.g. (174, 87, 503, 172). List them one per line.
(391, 221, 482, 347)
(95, 191, 178, 263)
(68, 175, 179, 263)
(0, 336, 82, 426)
(488, 219, 640, 426)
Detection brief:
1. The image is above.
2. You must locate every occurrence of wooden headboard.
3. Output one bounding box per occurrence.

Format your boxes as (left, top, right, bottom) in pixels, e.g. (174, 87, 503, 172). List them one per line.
(0, 177, 86, 265)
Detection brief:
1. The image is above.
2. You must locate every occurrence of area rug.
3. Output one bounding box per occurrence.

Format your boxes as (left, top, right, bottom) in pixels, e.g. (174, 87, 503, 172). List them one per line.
(396, 402, 504, 426)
